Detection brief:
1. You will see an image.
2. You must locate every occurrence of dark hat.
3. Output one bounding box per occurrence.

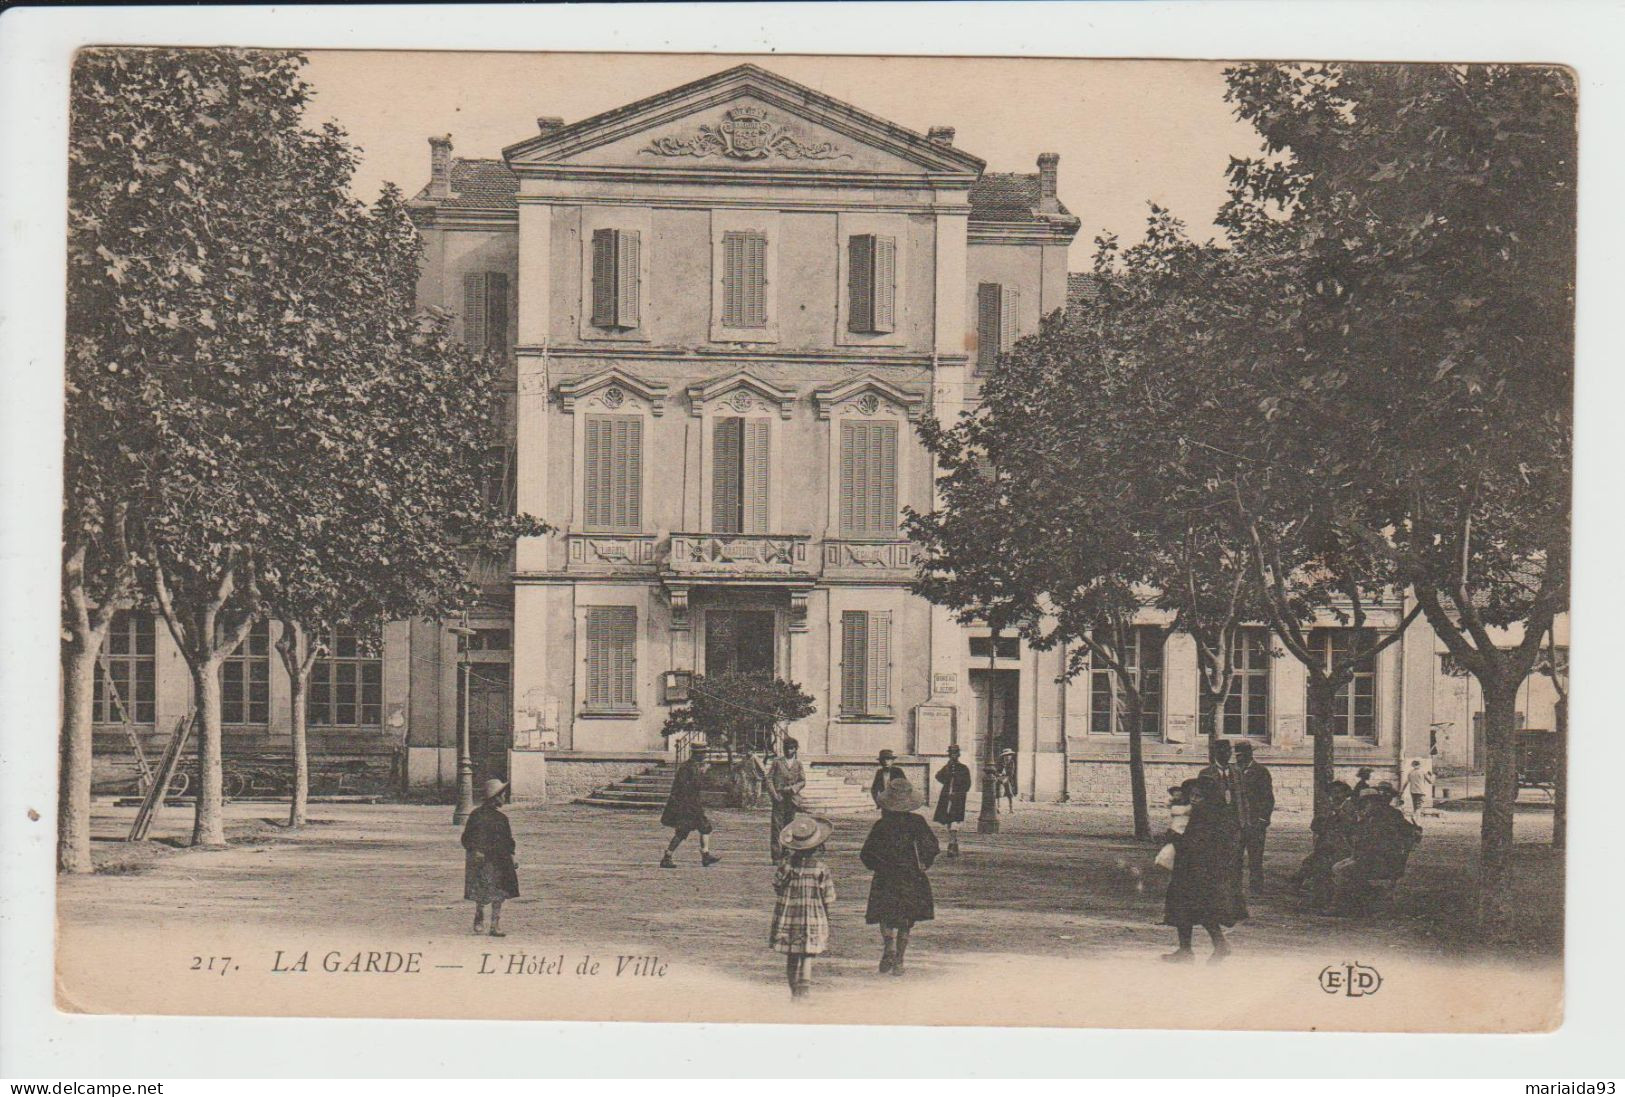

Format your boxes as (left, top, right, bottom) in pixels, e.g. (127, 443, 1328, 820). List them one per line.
(1327, 779, 1353, 795)
(877, 748, 897, 761)
(783, 736, 799, 751)
(876, 779, 924, 813)
(1234, 741, 1255, 756)
(947, 744, 961, 755)
(1375, 782, 1399, 798)
(1357, 767, 1373, 777)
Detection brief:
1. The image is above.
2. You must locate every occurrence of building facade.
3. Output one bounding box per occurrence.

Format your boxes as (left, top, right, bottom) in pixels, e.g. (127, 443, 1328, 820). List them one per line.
(86, 66, 1565, 809)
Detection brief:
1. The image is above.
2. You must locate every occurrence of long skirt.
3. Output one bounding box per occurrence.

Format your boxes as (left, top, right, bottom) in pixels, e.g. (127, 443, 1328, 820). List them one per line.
(465, 850, 518, 903)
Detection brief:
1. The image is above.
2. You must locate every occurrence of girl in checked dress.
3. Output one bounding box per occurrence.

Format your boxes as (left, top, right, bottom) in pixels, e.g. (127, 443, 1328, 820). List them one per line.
(769, 814, 836, 1000)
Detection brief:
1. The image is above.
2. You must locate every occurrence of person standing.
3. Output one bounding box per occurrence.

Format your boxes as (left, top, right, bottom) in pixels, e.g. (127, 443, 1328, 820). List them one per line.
(461, 778, 519, 937)
(660, 745, 722, 869)
(1200, 738, 1241, 812)
(766, 737, 808, 863)
(1233, 741, 1275, 895)
(1352, 767, 1374, 799)
(1160, 774, 1247, 963)
(861, 779, 939, 975)
(768, 814, 836, 1000)
(870, 748, 905, 807)
(932, 745, 972, 857)
(996, 747, 1018, 812)
(1403, 760, 1435, 821)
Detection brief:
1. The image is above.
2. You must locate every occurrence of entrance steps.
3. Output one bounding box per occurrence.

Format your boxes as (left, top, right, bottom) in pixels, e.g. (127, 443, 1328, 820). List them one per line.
(574, 761, 882, 814)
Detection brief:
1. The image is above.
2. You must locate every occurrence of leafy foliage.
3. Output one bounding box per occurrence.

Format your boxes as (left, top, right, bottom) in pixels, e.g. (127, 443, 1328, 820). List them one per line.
(660, 673, 816, 756)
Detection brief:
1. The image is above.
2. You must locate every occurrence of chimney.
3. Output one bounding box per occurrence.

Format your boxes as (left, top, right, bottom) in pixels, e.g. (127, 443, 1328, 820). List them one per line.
(1037, 152, 1060, 213)
(536, 115, 565, 137)
(428, 135, 453, 199)
(927, 125, 956, 146)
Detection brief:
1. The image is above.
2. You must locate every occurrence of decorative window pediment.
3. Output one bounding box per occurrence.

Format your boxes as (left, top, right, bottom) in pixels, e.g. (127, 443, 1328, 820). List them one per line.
(813, 376, 927, 421)
(556, 368, 669, 416)
(686, 372, 797, 419)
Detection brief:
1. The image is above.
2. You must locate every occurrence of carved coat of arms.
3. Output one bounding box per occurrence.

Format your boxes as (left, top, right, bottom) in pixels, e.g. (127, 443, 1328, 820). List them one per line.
(643, 106, 852, 162)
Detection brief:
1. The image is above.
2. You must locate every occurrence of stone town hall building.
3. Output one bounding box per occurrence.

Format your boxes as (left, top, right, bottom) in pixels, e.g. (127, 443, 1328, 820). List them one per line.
(88, 66, 1563, 808)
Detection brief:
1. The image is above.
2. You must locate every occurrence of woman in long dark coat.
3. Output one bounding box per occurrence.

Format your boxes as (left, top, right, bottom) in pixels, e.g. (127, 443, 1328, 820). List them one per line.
(1161, 775, 1247, 963)
(461, 778, 519, 937)
(861, 779, 940, 975)
(660, 746, 721, 868)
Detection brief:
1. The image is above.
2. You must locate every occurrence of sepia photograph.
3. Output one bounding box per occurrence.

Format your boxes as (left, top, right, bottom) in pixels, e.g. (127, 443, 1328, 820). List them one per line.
(4, 2, 1619, 1080)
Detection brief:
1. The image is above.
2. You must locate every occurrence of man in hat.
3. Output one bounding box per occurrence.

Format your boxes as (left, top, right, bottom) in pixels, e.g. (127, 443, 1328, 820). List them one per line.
(870, 748, 905, 808)
(766, 737, 808, 863)
(660, 745, 721, 869)
(460, 778, 519, 936)
(997, 747, 1018, 812)
(1232, 741, 1275, 895)
(932, 744, 973, 857)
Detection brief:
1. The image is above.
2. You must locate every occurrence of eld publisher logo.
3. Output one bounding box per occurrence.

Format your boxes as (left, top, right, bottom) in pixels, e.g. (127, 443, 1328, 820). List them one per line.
(1319, 961, 1383, 997)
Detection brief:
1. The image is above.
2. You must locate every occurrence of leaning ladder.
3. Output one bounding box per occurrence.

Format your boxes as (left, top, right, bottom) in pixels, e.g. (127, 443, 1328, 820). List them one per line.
(127, 709, 196, 842)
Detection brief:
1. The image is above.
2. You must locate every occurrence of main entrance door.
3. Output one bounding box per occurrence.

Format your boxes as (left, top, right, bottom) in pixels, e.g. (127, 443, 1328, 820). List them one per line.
(704, 610, 776, 678)
(459, 662, 512, 788)
(968, 669, 1020, 797)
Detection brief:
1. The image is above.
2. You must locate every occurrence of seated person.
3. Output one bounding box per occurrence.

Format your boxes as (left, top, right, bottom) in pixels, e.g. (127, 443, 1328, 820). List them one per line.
(1291, 780, 1354, 903)
(1327, 787, 1423, 914)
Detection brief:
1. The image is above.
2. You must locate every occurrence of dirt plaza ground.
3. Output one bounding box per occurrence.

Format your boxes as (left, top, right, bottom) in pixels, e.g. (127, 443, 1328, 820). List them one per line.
(54, 797, 1563, 1030)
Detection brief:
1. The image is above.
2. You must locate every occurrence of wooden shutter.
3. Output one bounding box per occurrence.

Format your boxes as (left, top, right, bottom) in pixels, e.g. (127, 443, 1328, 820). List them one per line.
(484, 272, 509, 360)
(841, 611, 868, 716)
(591, 229, 617, 327)
(875, 421, 897, 535)
(585, 415, 641, 532)
(616, 230, 641, 328)
(839, 422, 859, 535)
(724, 231, 767, 327)
(743, 418, 769, 533)
(976, 282, 1001, 371)
(712, 417, 743, 533)
(872, 235, 896, 334)
(848, 234, 875, 333)
(463, 271, 487, 349)
(999, 284, 1016, 353)
(586, 606, 637, 711)
(867, 611, 892, 715)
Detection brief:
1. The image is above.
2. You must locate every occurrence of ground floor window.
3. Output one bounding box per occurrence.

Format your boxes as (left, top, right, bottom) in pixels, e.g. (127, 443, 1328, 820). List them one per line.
(840, 610, 892, 718)
(1311, 628, 1377, 739)
(1089, 626, 1165, 737)
(584, 606, 638, 713)
(221, 619, 270, 725)
(308, 625, 382, 727)
(95, 609, 155, 724)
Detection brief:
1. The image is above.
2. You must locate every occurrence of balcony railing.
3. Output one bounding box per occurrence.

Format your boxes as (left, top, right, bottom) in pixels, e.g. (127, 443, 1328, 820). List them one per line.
(565, 532, 661, 571)
(666, 533, 812, 578)
(822, 538, 916, 575)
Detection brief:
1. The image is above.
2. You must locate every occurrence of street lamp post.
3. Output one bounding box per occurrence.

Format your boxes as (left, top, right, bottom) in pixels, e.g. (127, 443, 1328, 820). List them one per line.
(977, 628, 1001, 835)
(449, 625, 477, 824)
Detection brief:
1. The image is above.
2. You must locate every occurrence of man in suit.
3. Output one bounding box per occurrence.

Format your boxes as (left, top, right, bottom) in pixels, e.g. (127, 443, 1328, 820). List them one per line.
(1232, 740, 1275, 895)
(766, 736, 808, 863)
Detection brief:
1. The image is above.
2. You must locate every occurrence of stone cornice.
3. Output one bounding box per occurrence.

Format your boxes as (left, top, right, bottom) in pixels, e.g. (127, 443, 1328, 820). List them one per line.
(813, 375, 930, 421)
(510, 164, 979, 192)
(685, 371, 799, 419)
(969, 219, 1081, 246)
(554, 367, 670, 416)
(521, 343, 961, 369)
(515, 192, 971, 215)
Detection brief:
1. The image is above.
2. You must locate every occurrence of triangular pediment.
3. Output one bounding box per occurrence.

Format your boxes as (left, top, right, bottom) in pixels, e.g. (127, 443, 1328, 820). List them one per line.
(504, 64, 984, 178)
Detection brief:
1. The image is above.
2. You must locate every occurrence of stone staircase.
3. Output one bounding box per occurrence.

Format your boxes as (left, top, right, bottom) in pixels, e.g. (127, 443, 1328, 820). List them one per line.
(575, 761, 880, 814)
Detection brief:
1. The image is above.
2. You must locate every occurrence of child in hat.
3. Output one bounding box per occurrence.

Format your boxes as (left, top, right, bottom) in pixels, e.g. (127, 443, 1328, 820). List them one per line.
(769, 814, 836, 1000)
(460, 778, 519, 937)
(1154, 781, 1194, 872)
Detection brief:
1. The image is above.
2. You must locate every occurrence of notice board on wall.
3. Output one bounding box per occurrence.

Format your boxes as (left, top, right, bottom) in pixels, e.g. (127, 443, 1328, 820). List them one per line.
(914, 703, 956, 755)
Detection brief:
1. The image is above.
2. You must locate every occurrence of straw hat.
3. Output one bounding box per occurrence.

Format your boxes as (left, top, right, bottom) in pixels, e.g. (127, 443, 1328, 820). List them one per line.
(480, 778, 509, 802)
(875, 778, 924, 813)
(778, 814, 834, 851)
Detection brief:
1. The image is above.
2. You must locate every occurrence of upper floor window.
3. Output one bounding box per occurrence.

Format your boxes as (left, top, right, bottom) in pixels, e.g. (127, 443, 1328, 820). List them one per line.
(721, 231, 768, 328)
(95, 610, 155, 725)
(584, 606, 638, 714)
(583, 414, 643, 533)
(221, 619, 270, 726)
(840, 609, 893, 718)
(308, 625, 381, 728)
(838, 420, 898, 537)
(1311, 628, 1377, 739)
(976, 282, 1014, 373)
(847, 234, 897, 334)
(590, 228, 641, 330)
(712, 416, 769, 534)
(463, 271, 510, 361)
(1213, 627, 1272, 739)
(1090, 626, 1165, 737)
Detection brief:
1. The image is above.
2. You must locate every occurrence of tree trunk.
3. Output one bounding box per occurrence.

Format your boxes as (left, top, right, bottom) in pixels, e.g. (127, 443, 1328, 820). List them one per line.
(58, 640, 100, 873)
(288, 663, 309, 828)
(1477, 680, 1521, 934)
(190, 660, 227, 848)
(1124, 694, 1152, 840)
(1552, 695, 1567, 851)
(1306, 675, 1337, 825)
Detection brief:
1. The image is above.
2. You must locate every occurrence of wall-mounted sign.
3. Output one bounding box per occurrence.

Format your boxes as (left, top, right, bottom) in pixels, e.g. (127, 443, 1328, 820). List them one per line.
(915, 704, 956, 755)
(932, 672, 958, 695)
